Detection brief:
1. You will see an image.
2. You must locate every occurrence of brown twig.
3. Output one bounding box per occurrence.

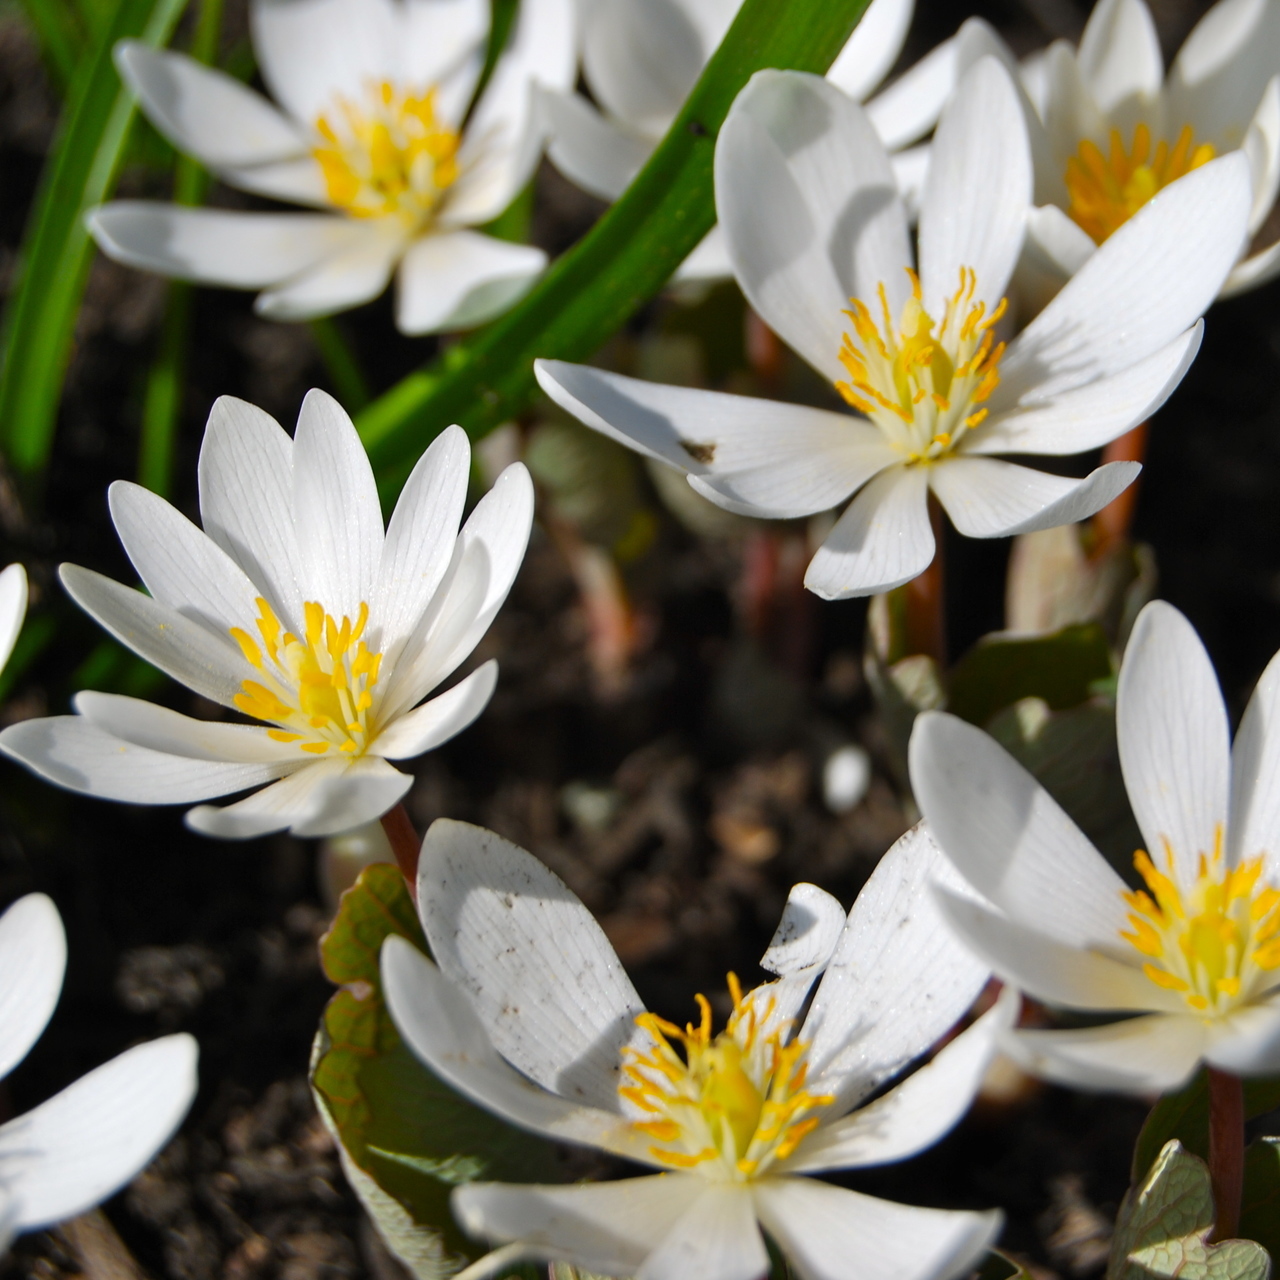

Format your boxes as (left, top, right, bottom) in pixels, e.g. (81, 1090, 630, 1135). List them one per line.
(1208, 1066, 1244, 1240)
(1090, 420, 1149, 558)
(379, 803, 421, 899)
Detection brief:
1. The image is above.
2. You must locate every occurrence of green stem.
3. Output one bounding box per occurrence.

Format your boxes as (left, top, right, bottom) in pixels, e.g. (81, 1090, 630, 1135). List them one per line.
(309, 317, 372, 412)
(1208, 1067, 1244, 1240)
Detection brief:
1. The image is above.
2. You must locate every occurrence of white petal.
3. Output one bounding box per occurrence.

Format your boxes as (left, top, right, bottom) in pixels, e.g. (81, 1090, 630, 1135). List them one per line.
(636, 1183, 766, 1280)
(0, 1034, 196, 1231)
(801, 824, 989, 1108)
(0, 714, 291, 803)
(375, 424, 470, 654)
(59, 564, 251, 708)
(1222, 233, 1280, 296)
(87, 204, 365, 289)
(803, 465, 932, 600)
(999, 154, 1253, 401)
(1078, 0, 1163, 123)
(535, 360, 897, 518)
(0, 564, 27, 675)
(1118, 602, 1230, 891)
(890, 144, 931, 220)
(197, 395, 305, 630)
(255, 222, 404, 321)
(217, 155, 330, 208)
(1242, 76, 1280, 235)
(826, 0, 915, 103)
(416, 819, 646, 1112)
(754, 1178, 1002, 1280)
(1022, 203, 1097, 280)
(115, 42, 307, 167)
(0, 896, 64, 1081)
(972, 325, 1200, 456)
(785, 991, 1016, 1174)
(864, 33, 957, 152)
(371, 660, 496, 759)
(673, 223, 735, 283)
(452, 1176, 698, 1277)
(716, 69, 911, 383)
(1229, 643, 1280, 876)
(403, 0, 491, 94)
(908, 710, 1131, 946)
(381, 937, 647, 1159)
(395, 231, 545, 334)
(918, 57, 1031, 316)
(543, 90, 653, 202)
(1204, 997, 1280, 1076)
(108, 481, 263, 641)
(291, 388, 383, 622)
(929, 457, 1140, 539)
(1006, 1014, 1206, 1093)
(1039, 42, 1103, 203)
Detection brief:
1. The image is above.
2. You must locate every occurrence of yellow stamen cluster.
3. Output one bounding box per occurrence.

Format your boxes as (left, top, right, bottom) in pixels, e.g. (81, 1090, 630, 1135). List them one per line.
(1121, 826, 1280, 1015)
(1066, 123, 1216, 244)
(230, 597, 383, 756)
(619, 973, 833, 1181)
(836, 267, 1006, 465)
(313, 80, 460, 226)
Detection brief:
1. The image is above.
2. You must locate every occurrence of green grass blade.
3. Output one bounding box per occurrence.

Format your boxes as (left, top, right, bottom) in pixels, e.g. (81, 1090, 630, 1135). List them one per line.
(356, 0, 874, 497)
(309, 317, 372, 412)
(13, 0, 84, 91)
(0, 0, 189, 491)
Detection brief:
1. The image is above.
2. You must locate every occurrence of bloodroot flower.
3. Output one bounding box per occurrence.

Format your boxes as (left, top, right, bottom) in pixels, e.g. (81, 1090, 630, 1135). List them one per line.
(911, 601, 1280, 1092)
(0, 392, 532, 839)
(382, 819, 1013, 1280)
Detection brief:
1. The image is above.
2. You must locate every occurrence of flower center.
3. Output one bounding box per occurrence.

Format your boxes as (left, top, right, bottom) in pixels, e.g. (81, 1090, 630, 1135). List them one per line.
(312, 80, 461, 227)
(1120, 827, 1280, 1015)
(1065, 123, 1216, 243)
(619, 974, 833, 1181)
(836, 267, 1006, 466)
(230, 598, 383, 756)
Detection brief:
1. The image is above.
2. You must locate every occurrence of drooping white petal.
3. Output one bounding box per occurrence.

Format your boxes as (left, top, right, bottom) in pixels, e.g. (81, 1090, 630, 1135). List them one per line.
(825, 0, 914, 104)
(1006, 1014, 1206, 1093)
(87, 204, 367, 289)
(108, 481, 263, 642)
(1077, 0, 1163, 126)
(255, 222, 404, 321)
(803, 464, 932, 601)
(972, 325, 1200, 456)
(416, 819, 647, 1113)
(381, 937, 649, 1160)
(0, 714, 293, 804)
(543, 90, 654, 202)
(291, 388, 384, 623)
(59, 565, 252, 709)
(535, 360, 897, 519)
(928, 457, 1140, 539)
(374, 424, 470, 655)
(716, 69, 911, 383)
(801, 824, 989, 1109)
(0, 1034, 196, 1231)
(395, 231, 545, 334)
(0, 895, 64, 1082)
(1229, 645, 1280, 878)
(918, 57, 1031, 316)
(1204, 996, 1280, 1076)
(864, 31, 957, 152)
(115, 43, 308, 167)
(370, 661, 496, 759)
(0, 564, 27, 675)
(754, 1178, 1002, 1280)
(1118, 602, 1231, 890)
(784, 991, 1016, 1174)
(636, 1182, 766, 1280)
(908, 710, 1131, 946)
(451, 1176, 699, 1278)
(999, 155, 1252, 402)
(197, 396, 305, 631)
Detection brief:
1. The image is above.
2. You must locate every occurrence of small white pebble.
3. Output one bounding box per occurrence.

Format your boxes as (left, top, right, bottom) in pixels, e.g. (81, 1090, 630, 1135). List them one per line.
(823, 744, 871, 814)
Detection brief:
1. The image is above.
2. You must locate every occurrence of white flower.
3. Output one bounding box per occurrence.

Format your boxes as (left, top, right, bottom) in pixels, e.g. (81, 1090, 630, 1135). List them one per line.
(381, 818, 1013, 1280)
(0, 893, 196, 1247)
(910, 600, 1280, 1094)
(535, 59, 1252, 600)
(0, 564, 26, 677)
(0, 391, 532, 839)
(87, 0, 576, 333)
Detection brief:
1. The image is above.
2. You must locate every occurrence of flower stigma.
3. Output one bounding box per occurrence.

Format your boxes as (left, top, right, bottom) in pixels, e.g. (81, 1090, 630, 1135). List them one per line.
(1066, 123, 1216, 243)
(230, 598, 383, 756)
(836, 267, 1006, 466)
(1119, 826, 1280, 1015)
(619, 973, 833, 1181)
(313, 80, 460, 226)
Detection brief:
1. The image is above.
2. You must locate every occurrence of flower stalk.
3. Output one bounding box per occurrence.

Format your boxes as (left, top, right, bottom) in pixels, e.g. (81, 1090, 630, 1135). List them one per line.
(903, 494, 947, 664)
(1091, 420, 1150, 557)
(380, 804, 421, 897)
(1208, 1067, 1244, 1241)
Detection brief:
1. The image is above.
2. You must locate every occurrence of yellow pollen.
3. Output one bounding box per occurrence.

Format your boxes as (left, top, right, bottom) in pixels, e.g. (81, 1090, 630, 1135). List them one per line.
(1065, 122, 1216, 243)
(619, 973, 833, 1181)
(231, 597, 382, 756)
(1120, 824, 1280, 1016)
(835, 267, 1007, 466)
(312, 79, 460, 226)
